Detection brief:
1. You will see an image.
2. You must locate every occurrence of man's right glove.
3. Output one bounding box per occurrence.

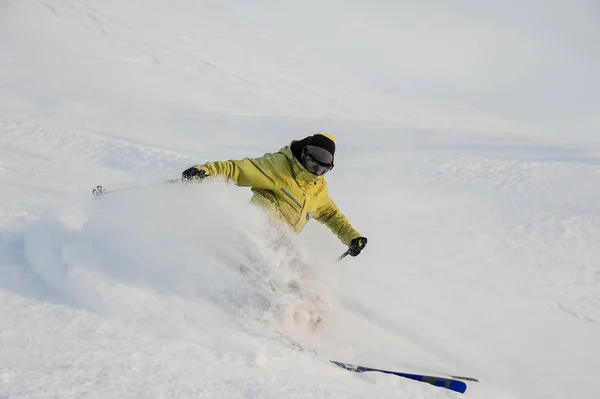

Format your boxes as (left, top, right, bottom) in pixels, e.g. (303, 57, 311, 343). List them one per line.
(348, 237, 368, 257)
(182, 166, 208, 182)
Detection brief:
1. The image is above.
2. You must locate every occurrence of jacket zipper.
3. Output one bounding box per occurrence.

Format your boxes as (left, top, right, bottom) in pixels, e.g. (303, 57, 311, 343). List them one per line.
(280, 187, 302, 208)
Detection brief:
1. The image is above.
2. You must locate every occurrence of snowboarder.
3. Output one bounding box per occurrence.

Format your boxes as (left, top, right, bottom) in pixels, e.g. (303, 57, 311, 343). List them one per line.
(182, 133, 367, 257)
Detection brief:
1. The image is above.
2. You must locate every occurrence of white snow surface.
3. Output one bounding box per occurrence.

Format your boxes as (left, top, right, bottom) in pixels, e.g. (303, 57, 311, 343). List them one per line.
(1, 1, 600, 398)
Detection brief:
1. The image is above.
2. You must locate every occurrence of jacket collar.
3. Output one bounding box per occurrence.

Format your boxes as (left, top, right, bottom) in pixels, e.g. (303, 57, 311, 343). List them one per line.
(279, 142, 323, 184)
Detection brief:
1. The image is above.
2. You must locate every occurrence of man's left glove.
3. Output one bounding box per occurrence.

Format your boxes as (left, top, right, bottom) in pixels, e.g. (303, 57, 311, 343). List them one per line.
(348, 237, 368, 257)
(182, 166, 207, 182)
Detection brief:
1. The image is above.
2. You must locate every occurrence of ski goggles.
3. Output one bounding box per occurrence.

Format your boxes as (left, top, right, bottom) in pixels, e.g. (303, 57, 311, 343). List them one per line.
(302, 145, 334, 176)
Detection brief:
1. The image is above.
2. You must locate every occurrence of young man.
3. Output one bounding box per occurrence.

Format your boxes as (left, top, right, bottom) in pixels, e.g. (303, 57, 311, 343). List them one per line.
(182, 133, 367, 257)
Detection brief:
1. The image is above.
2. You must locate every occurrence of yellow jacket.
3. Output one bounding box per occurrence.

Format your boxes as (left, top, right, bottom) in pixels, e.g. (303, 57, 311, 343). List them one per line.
(191, 142, 360, 246)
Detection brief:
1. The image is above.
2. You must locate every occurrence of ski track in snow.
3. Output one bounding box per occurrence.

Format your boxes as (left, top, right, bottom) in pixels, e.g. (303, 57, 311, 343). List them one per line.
(2, 1, 600, 398)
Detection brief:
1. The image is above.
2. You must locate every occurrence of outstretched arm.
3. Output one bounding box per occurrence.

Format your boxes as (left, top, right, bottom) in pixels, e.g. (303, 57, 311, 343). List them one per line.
(182, 157, 275, 189)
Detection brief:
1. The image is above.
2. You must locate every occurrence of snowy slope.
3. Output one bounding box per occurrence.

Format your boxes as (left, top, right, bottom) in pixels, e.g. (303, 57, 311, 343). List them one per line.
(2, 1, 600, 399)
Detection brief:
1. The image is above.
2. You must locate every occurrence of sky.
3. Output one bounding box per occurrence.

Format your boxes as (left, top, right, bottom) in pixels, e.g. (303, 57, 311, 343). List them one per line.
(203, 0, 600, 140)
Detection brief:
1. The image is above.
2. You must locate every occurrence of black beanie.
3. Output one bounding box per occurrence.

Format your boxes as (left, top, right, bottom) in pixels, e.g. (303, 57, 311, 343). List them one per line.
(307, 134, 336, 157)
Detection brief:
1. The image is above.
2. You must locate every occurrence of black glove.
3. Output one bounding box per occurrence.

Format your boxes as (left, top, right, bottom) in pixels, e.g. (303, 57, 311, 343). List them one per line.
(182, 166, 207, 182)
(348, 237, 367, 257)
